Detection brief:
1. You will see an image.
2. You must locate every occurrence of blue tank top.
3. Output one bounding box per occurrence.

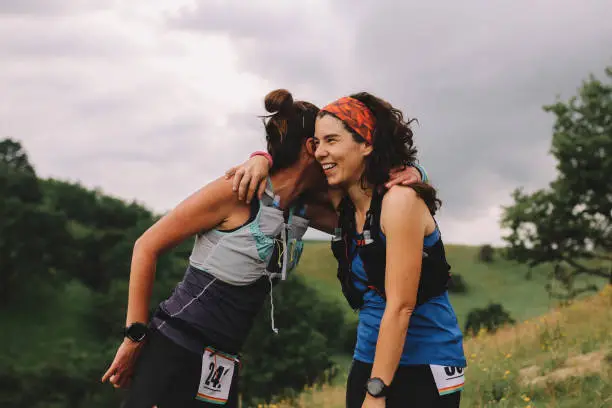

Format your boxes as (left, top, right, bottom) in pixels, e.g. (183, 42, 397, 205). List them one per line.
(352, 227, 466, 367)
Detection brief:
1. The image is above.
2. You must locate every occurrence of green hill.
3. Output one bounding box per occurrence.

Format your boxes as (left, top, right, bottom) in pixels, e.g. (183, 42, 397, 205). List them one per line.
(293, 240, 604, 329)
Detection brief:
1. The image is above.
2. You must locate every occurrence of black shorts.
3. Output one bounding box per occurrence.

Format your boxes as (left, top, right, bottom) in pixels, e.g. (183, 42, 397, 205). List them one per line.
(346, 360, 462, 408)
(122, 329, 240, 408)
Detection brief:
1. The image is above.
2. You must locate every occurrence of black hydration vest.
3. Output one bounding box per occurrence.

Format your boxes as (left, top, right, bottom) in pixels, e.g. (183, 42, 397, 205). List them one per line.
(330, 187, 452, 311)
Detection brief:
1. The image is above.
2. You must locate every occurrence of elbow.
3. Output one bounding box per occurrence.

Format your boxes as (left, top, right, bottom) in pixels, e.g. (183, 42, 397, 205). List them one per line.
(385, 299, 416, 321)
(133, 235, 159, 259)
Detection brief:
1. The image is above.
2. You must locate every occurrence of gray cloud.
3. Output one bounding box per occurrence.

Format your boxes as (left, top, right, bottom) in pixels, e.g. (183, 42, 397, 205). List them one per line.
(0, 0, 114, 16)
(170, 0, 612, 243)
(2, 0, 611, 245)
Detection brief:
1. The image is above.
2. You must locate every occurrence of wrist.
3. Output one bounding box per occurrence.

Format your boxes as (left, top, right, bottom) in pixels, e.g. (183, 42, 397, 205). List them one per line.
(407, 162, 428, 183)
(249, 151, 273, 169)
(123, 322, 149, 343)
(365, 377, 389, 398)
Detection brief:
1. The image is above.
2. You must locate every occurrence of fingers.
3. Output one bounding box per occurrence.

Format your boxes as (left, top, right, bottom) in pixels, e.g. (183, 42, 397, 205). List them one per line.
(225, 166, 237, 179)
(232, 168, 246, 193)
(237, 173, 253, 201)
(246, 179, 259, 204)
(257, 179, 267, 199)
(384, 174, 401, 189)
(110, 373, 121, 388)
(101, 363, 117, 383)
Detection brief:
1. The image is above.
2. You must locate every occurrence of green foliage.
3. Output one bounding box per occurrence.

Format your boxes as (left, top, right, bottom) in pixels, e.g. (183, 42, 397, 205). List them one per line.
(478, 244, 495, 263)
(502, 66, 612, 299)
(0, 138, 35, 175)
(240, 274, 345, 406)
(0, 148, 73, 305)
(464, 303, 516, 335)
(448, 273, 468, 293)
(0, 138, 348, 407)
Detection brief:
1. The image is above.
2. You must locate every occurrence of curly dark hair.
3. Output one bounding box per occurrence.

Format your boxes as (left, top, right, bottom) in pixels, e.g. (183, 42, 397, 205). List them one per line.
(262, 89, 319, 173)
(319, 92, 441, 214)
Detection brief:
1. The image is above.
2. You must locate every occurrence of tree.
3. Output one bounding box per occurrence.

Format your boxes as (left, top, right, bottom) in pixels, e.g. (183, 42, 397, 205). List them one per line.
(501, 66, 612, 299)
(239, 275, 346, 406)
(0, 140, 72, 305)
(464, 303, 515, 335)
(478, 244, 495, 263)
(0, 138, 35, 175)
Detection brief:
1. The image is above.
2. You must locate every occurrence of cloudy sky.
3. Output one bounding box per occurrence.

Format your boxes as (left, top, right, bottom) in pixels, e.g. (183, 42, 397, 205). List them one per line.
(1, 0, 611, 245)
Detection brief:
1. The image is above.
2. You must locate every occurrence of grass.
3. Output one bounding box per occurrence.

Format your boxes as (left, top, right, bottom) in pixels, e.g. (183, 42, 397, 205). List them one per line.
(294, 241, 606, 329)
(2, 242, 608, 407)
(0, 280, 100, 367)
(267, 285, 612, 408)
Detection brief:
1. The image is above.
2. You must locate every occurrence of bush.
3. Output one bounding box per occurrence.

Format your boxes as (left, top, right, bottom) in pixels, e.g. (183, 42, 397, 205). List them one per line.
(448, 273, 468, 293)
(478, 244, 495, 263)
(0, 341, 120, 408)
(239, 274, 346, 406)
(464, 303, 515, 335)
(340, 317, 359, 354)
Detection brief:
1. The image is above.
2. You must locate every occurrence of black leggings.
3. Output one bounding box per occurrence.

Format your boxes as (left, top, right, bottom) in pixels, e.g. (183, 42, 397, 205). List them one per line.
(122, 330, 240, 408)
(346, 360, 461, 408)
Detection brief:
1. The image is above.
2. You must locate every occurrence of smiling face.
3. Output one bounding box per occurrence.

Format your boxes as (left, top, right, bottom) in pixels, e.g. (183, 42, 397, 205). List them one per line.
(313, 114, 373, 187)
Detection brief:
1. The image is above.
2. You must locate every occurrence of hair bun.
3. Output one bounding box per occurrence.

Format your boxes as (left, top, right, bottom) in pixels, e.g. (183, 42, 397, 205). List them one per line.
(265, 89, 294, 116)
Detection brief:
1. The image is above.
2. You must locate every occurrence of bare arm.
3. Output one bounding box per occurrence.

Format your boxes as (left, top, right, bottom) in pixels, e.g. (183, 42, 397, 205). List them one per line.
(225, 155, 425, 204)
(224, 155, 423, 235)
(126, 177, 239, 326)
(102, 176, 240, 388)
(367, 187, 430, 392)
(302, 189, 341, 234)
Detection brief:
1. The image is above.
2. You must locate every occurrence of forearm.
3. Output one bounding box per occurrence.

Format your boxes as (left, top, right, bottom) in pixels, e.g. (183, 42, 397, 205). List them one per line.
(125, 242, 158, 326)
(370, 306, 413, 386)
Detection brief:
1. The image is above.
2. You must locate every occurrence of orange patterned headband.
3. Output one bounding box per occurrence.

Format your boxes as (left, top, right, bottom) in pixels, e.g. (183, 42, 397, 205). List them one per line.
(320, 97, 376, 144)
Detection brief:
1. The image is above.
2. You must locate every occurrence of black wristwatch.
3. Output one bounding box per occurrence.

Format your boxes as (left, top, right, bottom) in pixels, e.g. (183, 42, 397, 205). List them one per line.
(124, 322, 149, 342)
(365, 377, 389, 398)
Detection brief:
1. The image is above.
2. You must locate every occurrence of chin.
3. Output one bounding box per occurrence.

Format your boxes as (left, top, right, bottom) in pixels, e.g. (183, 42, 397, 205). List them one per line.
(325, 175, 341, 186)
(325, 174, 349, 188)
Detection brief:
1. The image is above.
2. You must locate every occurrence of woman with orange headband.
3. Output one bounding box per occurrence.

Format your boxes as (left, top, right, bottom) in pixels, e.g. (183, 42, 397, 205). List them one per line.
(232, 93, 465, 407)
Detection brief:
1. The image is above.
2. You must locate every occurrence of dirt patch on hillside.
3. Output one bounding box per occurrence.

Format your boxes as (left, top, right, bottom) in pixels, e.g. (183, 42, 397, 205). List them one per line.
(519, 350, 609, 387)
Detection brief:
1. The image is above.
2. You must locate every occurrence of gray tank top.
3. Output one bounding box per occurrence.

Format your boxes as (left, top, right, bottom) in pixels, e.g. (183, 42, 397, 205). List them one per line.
(151, 179, 310, 354)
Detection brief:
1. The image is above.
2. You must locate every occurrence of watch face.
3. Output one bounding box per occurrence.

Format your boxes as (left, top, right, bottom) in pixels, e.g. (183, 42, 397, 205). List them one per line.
(367, 378, 385, 396)
(126, 323, 147, 341)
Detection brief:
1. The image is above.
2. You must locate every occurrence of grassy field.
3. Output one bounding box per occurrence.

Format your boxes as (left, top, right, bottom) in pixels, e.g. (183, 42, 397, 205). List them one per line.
(294, 241, 603, 328)
(270, 285, 612, 408)
(1, 242, 608, 407)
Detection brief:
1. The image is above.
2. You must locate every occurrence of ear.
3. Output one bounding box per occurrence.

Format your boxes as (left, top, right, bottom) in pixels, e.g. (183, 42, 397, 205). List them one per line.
(361, 142, 374, 157)
(304, 137, 316, 156)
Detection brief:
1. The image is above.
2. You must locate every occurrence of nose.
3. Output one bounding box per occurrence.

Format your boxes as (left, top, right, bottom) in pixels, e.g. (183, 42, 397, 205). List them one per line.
(314, 142, 327, 162)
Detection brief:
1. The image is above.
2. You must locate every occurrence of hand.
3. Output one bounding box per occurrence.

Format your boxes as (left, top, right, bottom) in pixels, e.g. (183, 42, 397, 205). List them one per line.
(362, 394, 386, 408)
(384, 165, 421, 189)
(224, 155, 271, 203)
(101, 339, 144, 389)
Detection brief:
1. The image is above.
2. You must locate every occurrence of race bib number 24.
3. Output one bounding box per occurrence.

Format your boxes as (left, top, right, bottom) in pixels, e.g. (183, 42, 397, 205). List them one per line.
(196, 347, 237, 405)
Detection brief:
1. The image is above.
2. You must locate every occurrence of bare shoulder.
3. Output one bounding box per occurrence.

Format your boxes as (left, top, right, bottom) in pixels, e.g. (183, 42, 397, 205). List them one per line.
(198, 176, 241, 203)
(381, 185, 421, 211)
(380, 185, 429, 233)
(174, 175, 243, 217)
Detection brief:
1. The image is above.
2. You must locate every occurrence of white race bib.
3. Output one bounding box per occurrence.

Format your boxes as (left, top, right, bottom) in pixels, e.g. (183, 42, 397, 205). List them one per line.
(196, 347, 237, 405)
(430, 365, 465, 396)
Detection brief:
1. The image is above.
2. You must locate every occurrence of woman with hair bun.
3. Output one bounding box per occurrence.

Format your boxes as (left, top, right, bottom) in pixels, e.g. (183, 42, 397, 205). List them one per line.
(101, 88, 421, 407)
(232, 93, 465, 407)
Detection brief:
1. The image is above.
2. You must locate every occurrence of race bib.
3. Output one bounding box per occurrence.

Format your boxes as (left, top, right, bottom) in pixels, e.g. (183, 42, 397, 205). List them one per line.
(430, 365, 465, 396)
(196, 347, 237, 405)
